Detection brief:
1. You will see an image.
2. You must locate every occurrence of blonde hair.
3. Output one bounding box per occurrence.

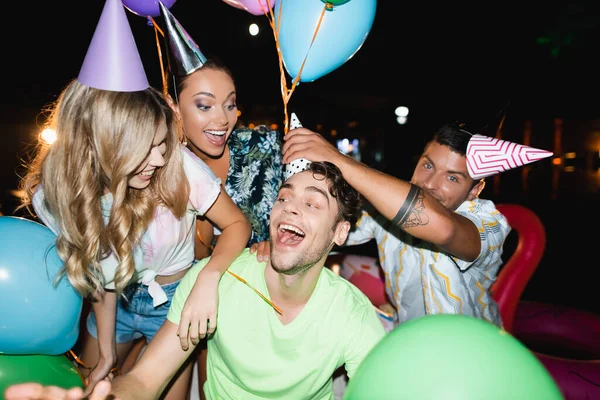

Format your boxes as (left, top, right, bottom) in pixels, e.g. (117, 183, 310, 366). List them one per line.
(20, 79, 190, 298)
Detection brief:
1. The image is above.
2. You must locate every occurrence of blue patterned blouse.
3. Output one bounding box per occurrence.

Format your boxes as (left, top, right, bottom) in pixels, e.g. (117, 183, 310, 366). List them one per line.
(221, 125, 283, 246)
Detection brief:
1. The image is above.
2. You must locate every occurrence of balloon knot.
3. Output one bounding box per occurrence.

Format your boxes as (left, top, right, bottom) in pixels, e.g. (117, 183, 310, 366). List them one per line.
(325, 2, 334, 10)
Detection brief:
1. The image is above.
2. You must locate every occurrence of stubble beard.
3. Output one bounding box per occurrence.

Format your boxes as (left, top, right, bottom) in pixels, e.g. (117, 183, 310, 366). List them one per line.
(270, 235, 333, 276)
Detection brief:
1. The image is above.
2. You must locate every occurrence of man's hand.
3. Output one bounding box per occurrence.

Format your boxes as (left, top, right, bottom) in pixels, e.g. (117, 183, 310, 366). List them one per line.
(4, 380, 115, 400)
(249, 241, 270, 262)
(282, 128, 346, 166)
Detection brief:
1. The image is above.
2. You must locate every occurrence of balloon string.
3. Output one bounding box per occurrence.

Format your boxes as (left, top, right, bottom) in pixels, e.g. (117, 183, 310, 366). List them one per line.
(65, 350, 88, 387)
(196, 225, 215, 252)
(149, 16, 165, 37)
(226, 270, 284, 315)
(287, 6, 326, 101)
(69, 349, 89, 369)
(67, 349, 120, 377)
(263, 1, 327, 134)
(263, 0, 289, 132)
(149, 17, 169, 98)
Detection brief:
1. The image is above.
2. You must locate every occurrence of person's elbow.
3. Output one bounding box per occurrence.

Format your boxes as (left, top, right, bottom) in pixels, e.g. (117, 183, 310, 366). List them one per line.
(229, 214, 252, 242)
(428, 213, 458, 248)
(435, 215, 480, 261)
(240, 215, 252, 239)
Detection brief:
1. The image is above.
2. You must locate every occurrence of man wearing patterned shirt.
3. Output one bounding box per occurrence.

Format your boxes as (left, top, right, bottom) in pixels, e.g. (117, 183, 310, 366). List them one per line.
(282, 121, 551, 327)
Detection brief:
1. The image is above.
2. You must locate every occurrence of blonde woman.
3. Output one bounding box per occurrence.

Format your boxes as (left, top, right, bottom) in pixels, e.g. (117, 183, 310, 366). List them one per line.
(18, 0, 250, 398)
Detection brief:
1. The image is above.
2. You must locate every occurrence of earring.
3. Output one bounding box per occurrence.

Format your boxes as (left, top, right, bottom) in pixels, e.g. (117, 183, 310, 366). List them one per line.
(180, 128, 188, 146)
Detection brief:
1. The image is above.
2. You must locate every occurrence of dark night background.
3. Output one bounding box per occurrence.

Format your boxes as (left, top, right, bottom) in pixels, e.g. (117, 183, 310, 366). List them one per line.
(2, 1, 600, 316)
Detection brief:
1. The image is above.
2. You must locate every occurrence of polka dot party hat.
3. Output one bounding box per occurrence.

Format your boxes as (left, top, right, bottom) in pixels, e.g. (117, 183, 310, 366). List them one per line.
(284, 113, 312, 181)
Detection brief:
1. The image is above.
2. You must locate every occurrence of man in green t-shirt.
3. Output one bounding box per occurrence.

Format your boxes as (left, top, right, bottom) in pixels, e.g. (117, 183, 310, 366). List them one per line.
(6, 161, 385, 400)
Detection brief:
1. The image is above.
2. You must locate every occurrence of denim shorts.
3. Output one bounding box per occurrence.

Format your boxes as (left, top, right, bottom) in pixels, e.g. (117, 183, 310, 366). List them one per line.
(86, 279, 181, 344)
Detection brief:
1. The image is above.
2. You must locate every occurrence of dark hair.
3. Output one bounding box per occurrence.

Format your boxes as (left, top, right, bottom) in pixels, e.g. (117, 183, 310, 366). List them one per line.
(172, 58, 235, 102)
(429, 121, 474, 156)
(428, 121, 483, 187)
(308, 161, 363, 227)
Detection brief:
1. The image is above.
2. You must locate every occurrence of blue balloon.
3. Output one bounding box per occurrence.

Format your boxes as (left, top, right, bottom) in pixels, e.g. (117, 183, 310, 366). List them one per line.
(0, 216, 82, 355)
(275, 0, 376, 82)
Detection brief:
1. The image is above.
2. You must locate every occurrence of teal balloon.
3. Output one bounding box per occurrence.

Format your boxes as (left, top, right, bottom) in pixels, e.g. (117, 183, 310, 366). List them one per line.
(275, 0, 376, 82)
(0, 216, 83, 355)
(0, 354, 85, 396)
(344, 315, 564, 400)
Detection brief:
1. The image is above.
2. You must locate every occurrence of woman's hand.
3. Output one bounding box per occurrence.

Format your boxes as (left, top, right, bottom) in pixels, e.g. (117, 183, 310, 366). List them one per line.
(177, 269, 220, 351)
(249, 241, 270, 262)
(83, 354, 116, 397)
(84, 292, 117, 397)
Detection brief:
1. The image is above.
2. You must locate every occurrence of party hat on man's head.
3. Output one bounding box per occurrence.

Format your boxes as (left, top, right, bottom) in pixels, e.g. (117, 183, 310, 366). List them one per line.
(78, 0, 149, 92)
(284, 113, 312, 181)
(159, 1, 207, 77)
(289, 113, 302, 130)
(466, 134, 553, 180)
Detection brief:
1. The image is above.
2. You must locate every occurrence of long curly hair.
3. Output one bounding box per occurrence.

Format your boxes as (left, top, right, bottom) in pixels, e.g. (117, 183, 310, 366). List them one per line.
(19, 79, 190, 298)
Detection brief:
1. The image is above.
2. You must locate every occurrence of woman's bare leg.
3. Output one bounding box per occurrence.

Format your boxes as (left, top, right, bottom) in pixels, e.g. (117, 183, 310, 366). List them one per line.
(118, 337, 146, 375)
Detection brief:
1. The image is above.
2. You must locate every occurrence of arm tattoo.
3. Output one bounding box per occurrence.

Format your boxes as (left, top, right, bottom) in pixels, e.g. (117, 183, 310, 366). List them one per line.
(391, 184, 429, 228)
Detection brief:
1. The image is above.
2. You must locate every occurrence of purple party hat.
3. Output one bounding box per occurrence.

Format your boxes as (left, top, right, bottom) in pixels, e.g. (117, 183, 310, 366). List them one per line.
(78, 0, 149, 91)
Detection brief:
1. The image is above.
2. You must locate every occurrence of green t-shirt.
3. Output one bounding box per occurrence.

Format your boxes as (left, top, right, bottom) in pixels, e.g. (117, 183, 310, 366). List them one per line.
(167, 249, 385, 399)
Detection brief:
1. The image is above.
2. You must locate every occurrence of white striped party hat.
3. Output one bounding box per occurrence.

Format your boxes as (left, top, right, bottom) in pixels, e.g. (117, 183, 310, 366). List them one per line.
(466, 134, 553, 180)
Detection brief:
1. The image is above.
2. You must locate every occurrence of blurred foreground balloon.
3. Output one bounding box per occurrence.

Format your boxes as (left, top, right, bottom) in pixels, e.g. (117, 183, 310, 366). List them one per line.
(221, 0, 277, 16)
(275, 0, 376, 82)
(0, 354, 85, 396)
(0, 217, 83, 355)
(344, 314, 564, 400)
(123, 0, 177, 17)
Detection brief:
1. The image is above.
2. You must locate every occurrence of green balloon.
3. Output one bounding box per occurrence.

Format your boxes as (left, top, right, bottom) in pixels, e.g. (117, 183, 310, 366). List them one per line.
(344, 315, 564, 400)
(0, 354, 85, 396)
(321, 0, 352, 6)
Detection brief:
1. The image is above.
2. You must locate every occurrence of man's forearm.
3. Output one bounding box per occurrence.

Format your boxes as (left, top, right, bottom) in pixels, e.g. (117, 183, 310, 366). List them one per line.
(333, 155, 475, 255)
(110, 373, 162, 400)
(334, 155, 436, 226)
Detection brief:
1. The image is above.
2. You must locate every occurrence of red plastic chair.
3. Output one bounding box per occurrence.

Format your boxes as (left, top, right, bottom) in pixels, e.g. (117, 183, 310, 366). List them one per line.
(497, 206, 600, 399)
(491, 203, 546, 334)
